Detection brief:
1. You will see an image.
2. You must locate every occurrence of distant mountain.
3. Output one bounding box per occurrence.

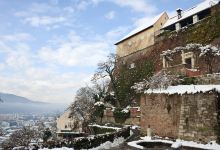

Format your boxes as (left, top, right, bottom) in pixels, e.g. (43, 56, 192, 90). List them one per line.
(0, 92, 46, 104)
(0, 92, 68, 114)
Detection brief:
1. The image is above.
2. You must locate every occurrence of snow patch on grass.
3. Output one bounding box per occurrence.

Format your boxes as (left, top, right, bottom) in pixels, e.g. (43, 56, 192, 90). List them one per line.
(128, 136, 220, 150)
(39, 137, 125, 150)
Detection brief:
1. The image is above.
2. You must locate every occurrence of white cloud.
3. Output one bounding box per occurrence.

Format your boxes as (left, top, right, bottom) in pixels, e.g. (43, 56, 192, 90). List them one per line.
(0, 71, 92, 103)
(77, 1, 90, 10)
(0, 37, 93, 103)
(112, 0, 157, 14)
(105, 11, 116, 20)
(0, 33, 33, 42)
(38, 32, 110, 67)
(14, 2, 73, 29)
(24, 16, 66, 27)
(106, 26, 130, 40)
(0, 27, 125, 103)
(90, 0, 157, 14)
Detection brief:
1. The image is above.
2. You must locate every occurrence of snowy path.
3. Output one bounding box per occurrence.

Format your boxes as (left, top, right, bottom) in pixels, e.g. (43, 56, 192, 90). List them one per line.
(99, 143, 140, 150)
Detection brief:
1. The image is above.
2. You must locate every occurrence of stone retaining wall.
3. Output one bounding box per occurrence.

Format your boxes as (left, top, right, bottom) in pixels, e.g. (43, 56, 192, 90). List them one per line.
(197, 73, 220, 84)
(140, 92, 219, 143)
(102, 107, 141, 126)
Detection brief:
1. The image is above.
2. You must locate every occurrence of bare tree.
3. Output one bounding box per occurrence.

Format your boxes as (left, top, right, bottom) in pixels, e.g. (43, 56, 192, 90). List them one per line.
(92, 79, 110, 102)
(132, 71, 179, 93)
(70, 86, 96, 131)
(199, 45, 220, 74)
(0, 127, 4, 136)
(2, 126, 41, 149)
(92, 53, 121, 107)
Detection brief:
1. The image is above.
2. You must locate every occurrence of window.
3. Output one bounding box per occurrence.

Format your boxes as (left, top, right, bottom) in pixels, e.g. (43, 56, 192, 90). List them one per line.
(182, 52, 195, 69)
(129, 63, 135, 69)
(185, 58, 192, 69)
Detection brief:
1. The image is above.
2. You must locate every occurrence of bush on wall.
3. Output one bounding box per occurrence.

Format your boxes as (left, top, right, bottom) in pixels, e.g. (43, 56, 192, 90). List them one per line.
(116, 60, 154, 107)
(93, 102, 106, 123)
(113, 108, 130, 124)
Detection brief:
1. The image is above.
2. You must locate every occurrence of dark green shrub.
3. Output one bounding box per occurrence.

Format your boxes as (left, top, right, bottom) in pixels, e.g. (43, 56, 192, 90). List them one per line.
(91, 126, 116, 134)
(181, 77, 198, 85)
(113, 108, 130, 124)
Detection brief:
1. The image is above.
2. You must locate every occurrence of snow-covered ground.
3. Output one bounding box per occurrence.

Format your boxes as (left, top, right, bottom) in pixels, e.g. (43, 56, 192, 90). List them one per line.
(39, 137, 125, 150)
(128, 136, 220, 150)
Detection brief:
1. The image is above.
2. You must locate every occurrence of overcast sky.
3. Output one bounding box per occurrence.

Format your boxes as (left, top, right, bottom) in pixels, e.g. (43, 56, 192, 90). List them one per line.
(0, 0, 203, 104)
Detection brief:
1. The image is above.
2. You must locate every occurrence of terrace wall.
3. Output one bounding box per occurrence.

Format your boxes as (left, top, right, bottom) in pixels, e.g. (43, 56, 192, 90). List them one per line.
(140, 92, 219, 143)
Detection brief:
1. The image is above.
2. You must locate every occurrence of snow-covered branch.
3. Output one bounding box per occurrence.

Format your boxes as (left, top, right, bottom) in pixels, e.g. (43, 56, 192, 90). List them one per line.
(132, 71, 179, 93)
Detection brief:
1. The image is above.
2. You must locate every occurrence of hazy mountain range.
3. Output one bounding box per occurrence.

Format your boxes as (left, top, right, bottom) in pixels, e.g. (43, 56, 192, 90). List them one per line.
(0, 92, 68, 114)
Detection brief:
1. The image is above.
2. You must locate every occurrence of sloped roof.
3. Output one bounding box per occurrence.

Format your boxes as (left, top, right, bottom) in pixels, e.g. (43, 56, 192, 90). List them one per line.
(115, 12, 166, 45)
(163, 0, 220, 28)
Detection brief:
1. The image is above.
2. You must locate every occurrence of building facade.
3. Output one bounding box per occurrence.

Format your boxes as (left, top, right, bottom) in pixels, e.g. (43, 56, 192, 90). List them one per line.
(56, 109, 83, 139)
(163, 0, 220, 32)
(115, 12, 168, 58)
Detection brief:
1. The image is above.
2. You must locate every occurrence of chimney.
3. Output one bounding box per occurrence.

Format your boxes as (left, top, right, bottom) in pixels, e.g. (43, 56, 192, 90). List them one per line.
(176, 8, 183, 19)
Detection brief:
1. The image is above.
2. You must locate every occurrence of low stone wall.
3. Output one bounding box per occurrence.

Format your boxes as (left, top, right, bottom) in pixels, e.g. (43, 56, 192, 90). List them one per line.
(102, 107, 141, 125)
(140, 92, 219, 143)
(197, 73, 220, 84)
(140, 94, 181, 138)
(178, 93, 218, 142)
(44, 127, 131, 149)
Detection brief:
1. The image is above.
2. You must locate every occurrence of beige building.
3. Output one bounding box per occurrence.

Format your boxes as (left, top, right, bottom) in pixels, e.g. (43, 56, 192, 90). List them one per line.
(56, 109, 83, 138)
(115, 12, 169, 58)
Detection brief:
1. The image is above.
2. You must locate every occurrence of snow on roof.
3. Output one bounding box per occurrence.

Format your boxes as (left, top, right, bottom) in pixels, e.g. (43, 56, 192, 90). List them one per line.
(115, 12, 165, 45)
(163, 0, 220, 28)
(145, 85, 220, 95)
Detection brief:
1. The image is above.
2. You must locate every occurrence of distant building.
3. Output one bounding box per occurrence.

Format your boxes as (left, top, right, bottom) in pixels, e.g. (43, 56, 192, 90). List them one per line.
(115, 12, 169, 57)
(163, 0, 220, 32)
(56, 109, 83, 139)
(0, 121, 10, 128)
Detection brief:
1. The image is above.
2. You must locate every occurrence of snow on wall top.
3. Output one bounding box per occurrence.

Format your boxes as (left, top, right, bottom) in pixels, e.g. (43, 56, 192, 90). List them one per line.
(145, 85, 220, 95)
(115, 12, 165, 45)
(163, 0, 219, 29)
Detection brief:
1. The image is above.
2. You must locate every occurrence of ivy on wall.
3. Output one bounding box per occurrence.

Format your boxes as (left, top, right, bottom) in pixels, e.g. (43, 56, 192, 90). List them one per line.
(115, 59, 154, 107)
(92, 104, 106, 123)
(165, 10, 220, 45)
(186, 11, 220, 44)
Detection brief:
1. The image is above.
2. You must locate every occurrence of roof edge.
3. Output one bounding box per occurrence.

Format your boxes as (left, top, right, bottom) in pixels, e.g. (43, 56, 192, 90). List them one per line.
(115, 12, 167, 45)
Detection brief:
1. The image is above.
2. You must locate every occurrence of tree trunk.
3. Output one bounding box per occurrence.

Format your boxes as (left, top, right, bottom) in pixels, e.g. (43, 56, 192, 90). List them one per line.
(109, 74, 121, 108)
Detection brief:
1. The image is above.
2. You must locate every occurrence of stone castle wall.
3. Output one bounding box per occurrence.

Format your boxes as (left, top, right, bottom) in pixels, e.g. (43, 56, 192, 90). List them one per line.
(140, 92, 219, 143)
(102, 107, 141, 125)
(140, 94, 181, 138)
